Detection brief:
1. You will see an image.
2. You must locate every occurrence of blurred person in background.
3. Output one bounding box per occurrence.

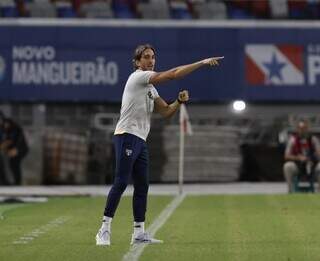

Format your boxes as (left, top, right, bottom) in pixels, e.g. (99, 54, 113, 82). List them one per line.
(283, 119, 320, 193)
(95, 43, 222, 246)
(0, 112, 9, 185)
(1, 118, 29, 185)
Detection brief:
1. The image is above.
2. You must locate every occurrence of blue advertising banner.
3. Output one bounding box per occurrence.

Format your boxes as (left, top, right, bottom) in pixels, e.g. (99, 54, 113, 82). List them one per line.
(0, 20, 320, 102)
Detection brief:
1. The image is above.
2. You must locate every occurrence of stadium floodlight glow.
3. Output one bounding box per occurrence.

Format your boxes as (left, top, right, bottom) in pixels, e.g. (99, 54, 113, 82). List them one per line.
(232, 100, 246, 113)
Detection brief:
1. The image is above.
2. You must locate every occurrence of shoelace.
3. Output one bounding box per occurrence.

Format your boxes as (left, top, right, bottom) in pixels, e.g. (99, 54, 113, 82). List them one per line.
(99, 229, 110, 238)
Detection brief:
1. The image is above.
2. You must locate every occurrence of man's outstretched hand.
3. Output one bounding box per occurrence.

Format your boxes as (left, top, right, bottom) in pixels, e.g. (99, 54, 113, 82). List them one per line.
(202, 56, 224, 66)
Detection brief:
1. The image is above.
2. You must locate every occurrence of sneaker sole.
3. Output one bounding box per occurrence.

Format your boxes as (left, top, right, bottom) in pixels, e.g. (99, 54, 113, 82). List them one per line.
(96, 241, 110, 246)
(131, 240, 163, 245)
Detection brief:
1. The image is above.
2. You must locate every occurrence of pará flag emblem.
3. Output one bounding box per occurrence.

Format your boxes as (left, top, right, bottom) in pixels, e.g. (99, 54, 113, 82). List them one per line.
(245, 44, 304, 85)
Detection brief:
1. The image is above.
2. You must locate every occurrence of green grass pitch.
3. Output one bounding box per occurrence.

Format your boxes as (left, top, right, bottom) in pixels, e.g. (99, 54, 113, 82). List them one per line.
(1, 194, 320, 261)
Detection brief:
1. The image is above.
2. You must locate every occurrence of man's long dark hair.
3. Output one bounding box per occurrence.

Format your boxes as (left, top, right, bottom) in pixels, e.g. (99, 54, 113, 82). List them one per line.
(132, 44, 155, 70)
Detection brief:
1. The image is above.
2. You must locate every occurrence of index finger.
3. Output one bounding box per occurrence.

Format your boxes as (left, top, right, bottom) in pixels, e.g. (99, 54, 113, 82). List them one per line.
(212, 56, 224, 60)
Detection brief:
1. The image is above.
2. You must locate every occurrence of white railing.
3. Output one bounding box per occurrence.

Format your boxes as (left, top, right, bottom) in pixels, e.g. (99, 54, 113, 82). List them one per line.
(0, 18, 320, 28)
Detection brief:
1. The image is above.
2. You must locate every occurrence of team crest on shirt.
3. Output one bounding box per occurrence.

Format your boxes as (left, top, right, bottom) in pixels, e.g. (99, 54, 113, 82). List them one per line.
(125, 149, 133, 156)
(147, 90, 154, 100)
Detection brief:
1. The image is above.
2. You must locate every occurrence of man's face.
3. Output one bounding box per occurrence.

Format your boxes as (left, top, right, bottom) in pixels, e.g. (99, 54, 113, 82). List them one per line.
(297, 121, 309, 136)
(136, 48, 155, 71)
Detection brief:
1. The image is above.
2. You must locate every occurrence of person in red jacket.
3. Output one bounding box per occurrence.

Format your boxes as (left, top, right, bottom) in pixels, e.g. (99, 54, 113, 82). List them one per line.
(283, 119, 320, 193)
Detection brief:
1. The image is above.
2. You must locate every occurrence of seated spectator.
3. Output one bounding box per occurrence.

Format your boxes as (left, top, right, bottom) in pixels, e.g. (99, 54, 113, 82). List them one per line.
(283, 119, 320, 193)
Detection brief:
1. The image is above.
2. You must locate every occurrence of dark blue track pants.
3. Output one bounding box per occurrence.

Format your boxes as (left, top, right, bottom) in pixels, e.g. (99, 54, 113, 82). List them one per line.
(104, 133, 149, 222)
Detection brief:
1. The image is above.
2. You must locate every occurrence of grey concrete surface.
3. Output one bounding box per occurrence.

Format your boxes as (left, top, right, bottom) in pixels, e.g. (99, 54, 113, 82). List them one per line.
(0, 182, 288, 197)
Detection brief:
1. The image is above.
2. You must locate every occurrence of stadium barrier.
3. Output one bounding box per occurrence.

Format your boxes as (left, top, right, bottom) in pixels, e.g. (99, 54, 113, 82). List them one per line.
(0, 20, 319, 102)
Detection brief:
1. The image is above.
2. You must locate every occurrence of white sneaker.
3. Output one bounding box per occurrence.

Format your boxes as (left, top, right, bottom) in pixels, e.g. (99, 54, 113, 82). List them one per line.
(96, 228, 111, 246)
(130, 232, 163, 245)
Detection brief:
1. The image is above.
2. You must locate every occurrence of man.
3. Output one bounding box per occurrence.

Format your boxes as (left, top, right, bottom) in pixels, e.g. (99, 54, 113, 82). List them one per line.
(283, 119, 320, 193)
(0, 112, 9, 185)
(96, 44, 222, 246)
(1, 118, 29, 185)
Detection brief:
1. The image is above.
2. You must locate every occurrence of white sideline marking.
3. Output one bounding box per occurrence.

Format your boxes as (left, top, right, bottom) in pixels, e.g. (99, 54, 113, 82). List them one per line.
(12, 216, 70, 245)
(122, 194, 186, 261)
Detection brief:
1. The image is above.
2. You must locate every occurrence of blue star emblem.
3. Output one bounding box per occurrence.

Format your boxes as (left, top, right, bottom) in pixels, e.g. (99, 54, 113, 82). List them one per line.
(263, 53, 286, 81)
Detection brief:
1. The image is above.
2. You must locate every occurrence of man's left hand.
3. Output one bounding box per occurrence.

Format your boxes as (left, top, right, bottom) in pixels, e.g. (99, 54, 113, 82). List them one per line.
(178, 90, 189, 103)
